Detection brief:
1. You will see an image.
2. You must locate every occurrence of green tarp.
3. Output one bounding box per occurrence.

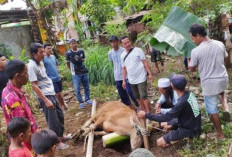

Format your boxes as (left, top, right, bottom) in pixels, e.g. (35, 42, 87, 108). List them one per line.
(150, 6, 202, 57)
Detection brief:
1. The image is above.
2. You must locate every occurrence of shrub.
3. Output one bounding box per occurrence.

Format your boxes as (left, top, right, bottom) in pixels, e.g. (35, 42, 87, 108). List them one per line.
(85, 45, 114, 85)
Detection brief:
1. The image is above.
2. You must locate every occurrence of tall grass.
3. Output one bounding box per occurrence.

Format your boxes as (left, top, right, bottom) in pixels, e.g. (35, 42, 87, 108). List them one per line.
(85, 45, 114, 85)
(58, 55, 72, 83)
(58, 44, 114, 85)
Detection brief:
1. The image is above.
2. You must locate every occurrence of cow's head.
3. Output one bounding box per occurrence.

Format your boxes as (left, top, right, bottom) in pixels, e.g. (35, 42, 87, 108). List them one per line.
(130, 128, 143, 150)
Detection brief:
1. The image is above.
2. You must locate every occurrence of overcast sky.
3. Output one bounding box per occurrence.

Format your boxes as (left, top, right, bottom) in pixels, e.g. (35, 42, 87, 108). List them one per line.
(0, 0, 27, 10)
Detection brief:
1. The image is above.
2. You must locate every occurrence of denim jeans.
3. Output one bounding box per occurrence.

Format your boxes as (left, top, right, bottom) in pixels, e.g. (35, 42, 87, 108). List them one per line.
(72, 73, 90, 103)
(115, 79, 138, 106)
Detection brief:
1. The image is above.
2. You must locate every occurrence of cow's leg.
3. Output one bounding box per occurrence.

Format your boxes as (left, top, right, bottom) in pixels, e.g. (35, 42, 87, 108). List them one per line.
(94, 131, 108, 136)
(93, 116, 106, 129)
(103, 121, 130, 135)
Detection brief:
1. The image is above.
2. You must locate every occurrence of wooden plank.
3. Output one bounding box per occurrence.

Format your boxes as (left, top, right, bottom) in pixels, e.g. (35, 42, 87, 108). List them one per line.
(86, 100, 97, 157)
(140, 118, 149, 150)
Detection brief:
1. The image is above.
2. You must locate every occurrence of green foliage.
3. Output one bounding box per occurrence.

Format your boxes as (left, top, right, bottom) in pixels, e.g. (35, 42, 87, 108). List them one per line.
(84, 44, 114, 85)
(144, 0, 232, 33)
(67, 0, 85, 41)
(22, 82, 39, 111)
(0, 44, 13, 59)
(81, 38, 94, 48)
(122, 0, 154, 14)
(178, 108, 232, 156)
(0, 131, 9, 157)
(57, 45, 114, 86)
(103, 21, 129, 38)
(90, 83, 118, 102)
(57, 55, 72, 83)
(19, 47, 30, 63)
(80, 0, 115, 26)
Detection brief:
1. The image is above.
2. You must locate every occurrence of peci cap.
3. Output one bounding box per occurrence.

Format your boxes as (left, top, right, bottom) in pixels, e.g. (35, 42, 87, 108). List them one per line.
(109, 35, 118, 42)
(68, 38, 77, 44)
(170, 73, 187, 90)
(158, 78, 170, 88)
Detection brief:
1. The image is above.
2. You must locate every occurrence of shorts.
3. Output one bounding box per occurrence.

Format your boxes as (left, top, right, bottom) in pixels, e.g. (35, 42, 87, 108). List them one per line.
(130, 81, 147, 99)
(204, 95, 219, 114)
(53, 80, 63, 93)
(151, 51, 161, 62)
(163, 128, 198, 144)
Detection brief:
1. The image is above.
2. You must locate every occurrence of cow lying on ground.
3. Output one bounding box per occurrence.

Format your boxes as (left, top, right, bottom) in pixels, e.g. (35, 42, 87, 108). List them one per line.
(74, 101, 143, 150)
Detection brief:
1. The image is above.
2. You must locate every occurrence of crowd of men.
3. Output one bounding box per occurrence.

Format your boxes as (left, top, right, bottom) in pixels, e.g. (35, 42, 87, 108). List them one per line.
(0, 23, 230, 156)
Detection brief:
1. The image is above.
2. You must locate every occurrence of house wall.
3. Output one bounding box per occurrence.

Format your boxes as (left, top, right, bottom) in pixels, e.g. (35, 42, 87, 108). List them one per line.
(0, 25, 32, 58)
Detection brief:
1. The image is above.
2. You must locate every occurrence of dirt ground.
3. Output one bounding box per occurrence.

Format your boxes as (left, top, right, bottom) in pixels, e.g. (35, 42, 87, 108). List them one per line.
(33, 56, 197, 157)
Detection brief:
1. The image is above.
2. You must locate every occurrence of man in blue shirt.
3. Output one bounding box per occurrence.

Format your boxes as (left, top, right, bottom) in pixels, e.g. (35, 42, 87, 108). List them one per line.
(43, 43, 68, 111)
(108, 35, 138, 107)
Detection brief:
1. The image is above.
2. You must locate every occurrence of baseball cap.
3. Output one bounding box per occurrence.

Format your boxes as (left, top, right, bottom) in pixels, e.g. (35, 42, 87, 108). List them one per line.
(109, 35, 118, 42)
(170, 73, 187, 90)
(68, 38, 77, 44)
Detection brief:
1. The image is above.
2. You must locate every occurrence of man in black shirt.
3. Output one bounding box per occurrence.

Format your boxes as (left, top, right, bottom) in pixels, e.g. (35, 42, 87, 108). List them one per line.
(0, 54, 8, 107)
(138, 74, 201, 147)
(65, 39, 92, 109)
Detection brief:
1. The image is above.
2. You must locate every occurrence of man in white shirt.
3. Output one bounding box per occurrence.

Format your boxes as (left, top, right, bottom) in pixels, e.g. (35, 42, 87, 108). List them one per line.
(120, 36, 154, 113)
(108, 35, 138, 107)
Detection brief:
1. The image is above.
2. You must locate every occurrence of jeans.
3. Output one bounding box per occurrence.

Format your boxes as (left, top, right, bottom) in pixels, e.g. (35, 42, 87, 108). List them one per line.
(72, 73, 90, 103)
(115, 79, 138, 106)
(204, 95, 219, 114)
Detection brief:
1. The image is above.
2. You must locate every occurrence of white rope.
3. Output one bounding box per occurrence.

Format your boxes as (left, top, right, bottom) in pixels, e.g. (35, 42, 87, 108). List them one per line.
(130, 116, 150, 136)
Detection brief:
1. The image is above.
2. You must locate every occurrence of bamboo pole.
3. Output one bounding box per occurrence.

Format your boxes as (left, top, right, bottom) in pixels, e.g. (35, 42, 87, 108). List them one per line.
(140, 118, 149, 150)
(86, 100, 97, 157)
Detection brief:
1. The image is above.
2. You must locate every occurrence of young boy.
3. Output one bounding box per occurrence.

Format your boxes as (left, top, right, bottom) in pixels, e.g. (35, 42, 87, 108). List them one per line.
(31, 129, 60, 157)
(7, 117, 33, 157)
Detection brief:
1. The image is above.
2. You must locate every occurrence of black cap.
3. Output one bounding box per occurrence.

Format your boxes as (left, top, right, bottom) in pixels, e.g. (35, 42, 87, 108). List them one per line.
(170, 73, 187, 90)
(109, 35, 118, 42)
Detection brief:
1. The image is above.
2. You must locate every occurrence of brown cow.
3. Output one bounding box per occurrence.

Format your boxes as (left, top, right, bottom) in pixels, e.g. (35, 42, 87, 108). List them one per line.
(75, 101, 143, 150)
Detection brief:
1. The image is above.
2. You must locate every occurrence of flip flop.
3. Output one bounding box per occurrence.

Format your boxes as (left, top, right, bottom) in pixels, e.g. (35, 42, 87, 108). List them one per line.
(61, 134, 72, 142)
(57, 143, 70, 150)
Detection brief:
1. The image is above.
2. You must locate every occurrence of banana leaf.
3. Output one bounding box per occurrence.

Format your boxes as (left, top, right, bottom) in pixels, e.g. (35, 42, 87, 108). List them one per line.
(150, 6, 203, 57)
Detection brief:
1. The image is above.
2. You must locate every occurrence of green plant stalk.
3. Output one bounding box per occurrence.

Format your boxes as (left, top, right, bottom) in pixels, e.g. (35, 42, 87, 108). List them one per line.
(102, 133, 130, 147)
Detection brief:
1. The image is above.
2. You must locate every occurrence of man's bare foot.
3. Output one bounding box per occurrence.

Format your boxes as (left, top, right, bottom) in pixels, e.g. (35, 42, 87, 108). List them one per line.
(217, 133, 225, 140)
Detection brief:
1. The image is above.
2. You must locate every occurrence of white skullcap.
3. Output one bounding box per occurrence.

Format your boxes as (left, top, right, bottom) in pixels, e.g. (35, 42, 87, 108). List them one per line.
(158, 78, 170, 88)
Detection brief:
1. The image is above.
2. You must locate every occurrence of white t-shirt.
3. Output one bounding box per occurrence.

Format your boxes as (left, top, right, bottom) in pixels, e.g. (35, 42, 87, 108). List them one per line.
(108, 47, 125, 81)
(28, 59, 55, 96)
(121, 47, 147, 84)
(189, 40, 228, 96)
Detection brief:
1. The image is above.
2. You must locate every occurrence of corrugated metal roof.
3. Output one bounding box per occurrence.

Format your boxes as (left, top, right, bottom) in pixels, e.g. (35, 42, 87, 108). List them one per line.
(124, 10, 151, 20)
(0, 10, 28, 25)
